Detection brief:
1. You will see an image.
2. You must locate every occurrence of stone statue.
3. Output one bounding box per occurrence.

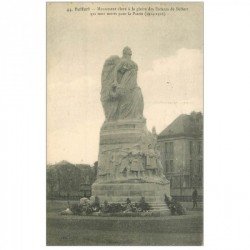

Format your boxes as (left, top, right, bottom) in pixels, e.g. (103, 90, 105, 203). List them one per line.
(128, 145, 145, 178)
(155, 144, 166, 178)
(101, 47, 144, 121)
(92, 47, 170, 209)
(145, 144, 158, 176)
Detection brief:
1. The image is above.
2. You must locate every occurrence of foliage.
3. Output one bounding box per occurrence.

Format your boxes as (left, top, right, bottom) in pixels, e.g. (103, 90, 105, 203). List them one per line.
(100, 197, 151, 214)
(101, 202, 126, 213)
(164, 195, 186, 215)
(99, 211, 157, 217)
(65, 196, 151, 216)
(164, 194, 171, 207)
(135, 197, 151, 212)
(126, 198, 131, 204)
(124, 203, 138, 213)
(91, 196, 101, 212)
(46, 162, 97, 199)
(174, 200, 186, 215)
(85, 205, 93, 215)
(70, 203, 85, 215)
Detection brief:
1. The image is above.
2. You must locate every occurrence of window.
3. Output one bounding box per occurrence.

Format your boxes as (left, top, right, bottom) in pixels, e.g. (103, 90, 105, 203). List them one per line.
(189, 141, 193, 155)
(165, 161, 169, 173)
(165, 142, 169, 157)
(165, 142, 174, 158)
(198, 160, 203, 174)
(198, 141, 203, 155)
(190, 160, 193, 175)
(182, 175, 189, 188)
(170, 160, 174, 172)
(172, 176, 180, 188)
(170, 142, 173, 155)
(198, 160, 203, 187)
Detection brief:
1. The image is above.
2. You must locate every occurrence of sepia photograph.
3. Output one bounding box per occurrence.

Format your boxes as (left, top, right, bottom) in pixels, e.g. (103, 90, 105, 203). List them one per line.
(3, 0, 250, 249)
(46, 2, 203, 246)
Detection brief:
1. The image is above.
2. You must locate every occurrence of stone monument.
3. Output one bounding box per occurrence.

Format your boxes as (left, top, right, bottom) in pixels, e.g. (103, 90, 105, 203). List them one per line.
(92, 47, 170, 210)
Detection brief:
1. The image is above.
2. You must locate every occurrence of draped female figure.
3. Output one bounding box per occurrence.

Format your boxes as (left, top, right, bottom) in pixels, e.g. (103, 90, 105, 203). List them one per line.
(100, 47, 144, 121)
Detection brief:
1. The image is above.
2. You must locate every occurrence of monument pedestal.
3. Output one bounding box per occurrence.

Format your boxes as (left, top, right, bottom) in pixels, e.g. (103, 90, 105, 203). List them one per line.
(92, 181, 170, 210)
(92, 118, 170, 211)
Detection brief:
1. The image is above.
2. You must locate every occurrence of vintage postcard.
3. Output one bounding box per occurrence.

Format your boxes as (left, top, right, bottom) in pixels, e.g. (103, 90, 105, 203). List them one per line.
(47, 2, 203, 246)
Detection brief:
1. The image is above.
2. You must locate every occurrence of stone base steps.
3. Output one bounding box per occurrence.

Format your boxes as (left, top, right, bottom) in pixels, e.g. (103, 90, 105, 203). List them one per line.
(92, 182, 170, 211)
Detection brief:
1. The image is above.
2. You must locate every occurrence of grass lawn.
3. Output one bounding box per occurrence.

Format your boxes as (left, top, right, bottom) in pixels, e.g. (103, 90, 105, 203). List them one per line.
(47, 200, 203, 246)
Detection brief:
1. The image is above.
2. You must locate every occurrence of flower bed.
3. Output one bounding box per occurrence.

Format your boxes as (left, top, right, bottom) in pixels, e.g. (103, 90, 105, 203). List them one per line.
(60, 196, 155, 216)
(164, 195, 187, 215)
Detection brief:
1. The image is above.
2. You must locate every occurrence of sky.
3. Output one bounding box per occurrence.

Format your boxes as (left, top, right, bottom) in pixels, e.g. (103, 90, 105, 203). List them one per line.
(47, 2, 203, 165)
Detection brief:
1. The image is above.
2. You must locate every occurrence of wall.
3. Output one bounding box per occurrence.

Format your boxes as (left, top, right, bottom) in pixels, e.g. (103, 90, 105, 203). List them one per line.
(157, 136, 203, 194)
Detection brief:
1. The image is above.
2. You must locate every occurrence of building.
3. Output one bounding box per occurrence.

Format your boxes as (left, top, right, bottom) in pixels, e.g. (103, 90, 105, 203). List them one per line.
(157, 112, 203, 201)
(46, 160, 97, 199)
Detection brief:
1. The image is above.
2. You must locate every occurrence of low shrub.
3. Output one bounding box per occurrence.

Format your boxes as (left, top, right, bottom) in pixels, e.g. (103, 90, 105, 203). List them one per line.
(85, 204, 94, 215)
(135, 197, 151, 212)
(164, 195, 186, 215)
(93, 197, 101, 211)
(126, 198, 131, 204)
(174, 200, 186, 215)
(66, 197, 152, 216)
(70, 203, 84, 215)
(164, 194, 171, 208)
(100, 202, 126, 213)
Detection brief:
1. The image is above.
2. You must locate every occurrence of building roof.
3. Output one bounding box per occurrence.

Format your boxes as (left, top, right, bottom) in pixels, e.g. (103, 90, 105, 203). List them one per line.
(158, 112, 203, 139)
